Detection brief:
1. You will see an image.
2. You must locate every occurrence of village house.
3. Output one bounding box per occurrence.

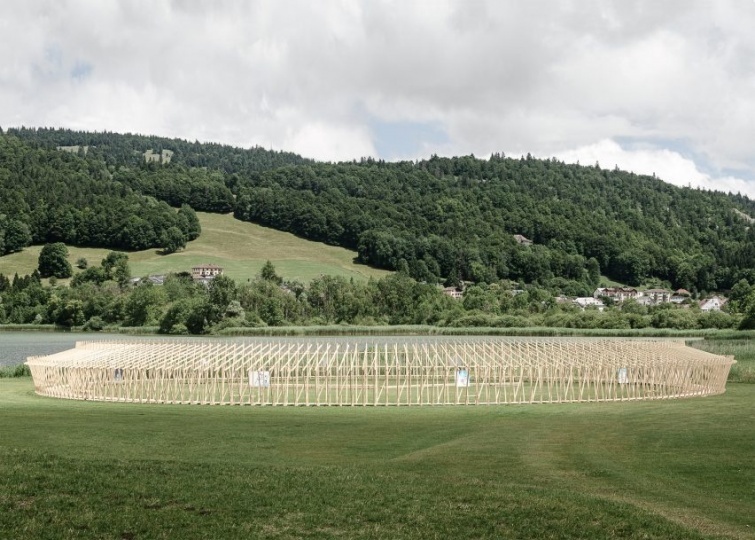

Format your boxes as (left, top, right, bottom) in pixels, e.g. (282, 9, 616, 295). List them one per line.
(644, 288, 672, 304)
(670, 288, 691, 304)
(442, 286, 464, 300)
(574, 297, 605, 311)
(191, 263, 224, 280)
(593, 287, 640, 302)
(700, 295, 728, 312)
(129, 274, 166, 286)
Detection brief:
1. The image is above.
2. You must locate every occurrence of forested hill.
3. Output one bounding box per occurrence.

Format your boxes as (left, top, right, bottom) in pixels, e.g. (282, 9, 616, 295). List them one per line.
(232, 156, 755, 293)
(7, 126, 312, 173)
(0, 134, 202, 253)
(2, 128, 754, 294)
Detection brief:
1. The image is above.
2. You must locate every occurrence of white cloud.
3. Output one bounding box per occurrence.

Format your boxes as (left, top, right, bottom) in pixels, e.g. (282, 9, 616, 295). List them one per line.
(0, 0, 754, 196)
(284, 122, 376, 162)
(555, 139, 755, 198)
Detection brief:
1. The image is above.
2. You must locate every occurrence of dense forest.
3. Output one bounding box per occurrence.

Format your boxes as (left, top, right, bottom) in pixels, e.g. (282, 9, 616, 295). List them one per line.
(3, 127, 755, 295)
(0, 134, 201, 253)
(233, 157, 755, 293)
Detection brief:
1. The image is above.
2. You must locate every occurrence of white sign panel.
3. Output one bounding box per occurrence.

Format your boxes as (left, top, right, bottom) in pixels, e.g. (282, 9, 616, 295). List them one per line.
(617, 368, 629, 385)
(456, 368, 469, 388)
(249, 370, 271, 388)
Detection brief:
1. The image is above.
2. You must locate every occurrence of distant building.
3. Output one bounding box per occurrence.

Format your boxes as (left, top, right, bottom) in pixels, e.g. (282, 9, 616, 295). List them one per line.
(130, 274, 166, 286)
(574, 297, 605, 311)
(594, 287, 639, 302)
(513, 234, 533, 246)
(700, 296, 728, 312)
(442, 286, 464, 300)
(147, 275, 166, 285)
(644, 289, 672, 304)
(192, 264, 224, 280)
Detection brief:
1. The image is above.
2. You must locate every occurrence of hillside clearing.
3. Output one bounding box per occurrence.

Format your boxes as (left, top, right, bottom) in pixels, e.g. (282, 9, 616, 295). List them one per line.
(0, 212, 389, 284)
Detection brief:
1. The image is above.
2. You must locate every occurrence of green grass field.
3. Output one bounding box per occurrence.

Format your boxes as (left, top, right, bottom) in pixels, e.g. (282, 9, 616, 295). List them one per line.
(0, 212, 389, 284)
(691, 338, 755, 383)
(1, 370, 753, 538)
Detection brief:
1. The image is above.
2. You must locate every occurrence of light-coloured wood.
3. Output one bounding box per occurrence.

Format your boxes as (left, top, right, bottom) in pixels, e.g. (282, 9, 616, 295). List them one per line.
(26, 338, 736, 407)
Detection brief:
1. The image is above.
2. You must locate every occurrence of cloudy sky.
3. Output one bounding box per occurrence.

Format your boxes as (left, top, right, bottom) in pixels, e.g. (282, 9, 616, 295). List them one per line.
(2, 0, 755, 197)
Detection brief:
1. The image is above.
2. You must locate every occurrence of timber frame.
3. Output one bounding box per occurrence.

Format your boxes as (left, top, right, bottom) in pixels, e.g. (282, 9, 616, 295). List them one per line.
(26, 338, 735, 406)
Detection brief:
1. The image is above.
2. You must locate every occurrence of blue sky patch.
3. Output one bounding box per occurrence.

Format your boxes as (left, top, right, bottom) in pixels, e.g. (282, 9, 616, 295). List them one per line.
(369, 118, 449, 161)
(70, 60, 93, 81)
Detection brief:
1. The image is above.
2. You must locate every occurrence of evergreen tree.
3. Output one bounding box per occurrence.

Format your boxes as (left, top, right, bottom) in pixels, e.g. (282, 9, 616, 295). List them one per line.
(260, 260, 282, 285)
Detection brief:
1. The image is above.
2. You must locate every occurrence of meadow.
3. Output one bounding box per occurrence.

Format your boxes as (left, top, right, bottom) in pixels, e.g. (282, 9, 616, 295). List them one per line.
(0, 212, 388, 284)
(691, 338, 755, 383)
(1, 342, 753, 539)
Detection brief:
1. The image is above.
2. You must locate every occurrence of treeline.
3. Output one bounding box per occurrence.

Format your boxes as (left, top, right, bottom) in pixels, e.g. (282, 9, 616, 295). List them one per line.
(2, 259, 754, 333)
(113, 166, 235, 214)
(0, 134, 201, 253)
(233, 157, 755, 292)
(7, 126, 311, 173)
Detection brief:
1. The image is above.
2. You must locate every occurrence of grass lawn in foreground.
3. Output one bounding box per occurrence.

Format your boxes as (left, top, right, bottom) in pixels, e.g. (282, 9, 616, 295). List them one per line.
(0, 375, 753, 539)
(0, 212, 389, 285)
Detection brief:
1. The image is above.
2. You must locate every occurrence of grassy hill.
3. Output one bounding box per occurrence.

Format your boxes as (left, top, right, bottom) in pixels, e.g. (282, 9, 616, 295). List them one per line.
(0, 212, 389, 284)
(0, 374, 752, 539)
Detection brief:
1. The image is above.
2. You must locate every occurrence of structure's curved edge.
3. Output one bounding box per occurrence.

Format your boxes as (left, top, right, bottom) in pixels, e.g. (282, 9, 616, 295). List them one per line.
(27, 338, 736, 406)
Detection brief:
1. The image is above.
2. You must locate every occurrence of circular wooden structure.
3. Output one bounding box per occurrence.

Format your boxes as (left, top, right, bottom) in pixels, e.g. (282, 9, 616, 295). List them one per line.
(26, 338, 735, 406)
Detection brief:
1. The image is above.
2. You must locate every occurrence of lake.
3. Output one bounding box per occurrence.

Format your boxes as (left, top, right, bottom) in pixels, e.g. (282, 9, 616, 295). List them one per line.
(0, 331, 686, 367)
(0, 332, 125, 366)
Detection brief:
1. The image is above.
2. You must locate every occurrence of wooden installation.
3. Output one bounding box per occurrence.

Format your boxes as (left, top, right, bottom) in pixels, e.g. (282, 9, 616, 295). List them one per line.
(26, 338, 735, 406)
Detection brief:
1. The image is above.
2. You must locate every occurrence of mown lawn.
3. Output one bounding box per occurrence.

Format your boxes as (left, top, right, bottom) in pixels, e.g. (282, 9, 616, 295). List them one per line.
(0, 375, 753, 539)
(0, 212, 388, 284)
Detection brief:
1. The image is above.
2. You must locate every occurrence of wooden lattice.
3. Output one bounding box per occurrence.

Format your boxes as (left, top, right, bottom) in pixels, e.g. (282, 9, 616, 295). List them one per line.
(26, 338, 735, 406)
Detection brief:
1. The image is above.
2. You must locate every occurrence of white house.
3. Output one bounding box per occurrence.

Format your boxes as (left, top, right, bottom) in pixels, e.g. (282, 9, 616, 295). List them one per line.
(644, 289, 672, 304)
(574, 297, 605, 311)
(594, 287, 640, 302)
(191, 264, 224, 280)
(700, 296, 727, 312)
(442, 287, 463, 300)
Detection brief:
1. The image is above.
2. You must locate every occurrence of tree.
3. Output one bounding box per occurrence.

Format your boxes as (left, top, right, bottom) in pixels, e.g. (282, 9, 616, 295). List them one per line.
(260, 260, 282, 284)
(118, 216, 156, 250)
(159, 297, 202, 334)
(586, 257, 600, 288)
(76, 257, 88, 269)
(160, 226, 186, 254)
(123, 283, 165, 326)
(178, 204, 201, 240)
(38, 243, 72, 278)
(207, 275, 238, 323)
(56, 300, 86, 327)
(3, 220, 32, 253)
(102, 252, 131, 286)
(739, 291, 755, 330)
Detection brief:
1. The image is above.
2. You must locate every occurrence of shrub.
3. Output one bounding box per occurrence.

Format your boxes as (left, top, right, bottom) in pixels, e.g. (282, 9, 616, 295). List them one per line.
(0, 364, 31, 378)
(83, 316, 105, 332)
